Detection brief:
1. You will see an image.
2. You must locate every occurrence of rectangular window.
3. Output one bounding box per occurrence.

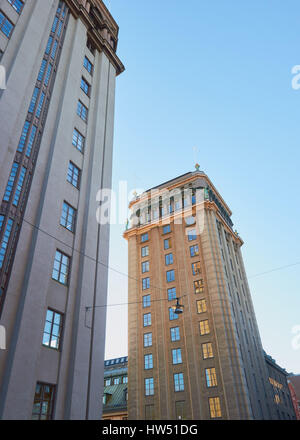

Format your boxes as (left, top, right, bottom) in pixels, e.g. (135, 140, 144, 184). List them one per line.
(167, 287, 176, 301)
(143, 313, 151, 327)
(77, 100, 88, 122)
(170, 326, 180, 341)
(164, 238, 171, 250)
(192, 262, 201, 275)
(32, 382, 56, 420)
(202, 342, 214, 359)
(7, 0, 24, 14)
(80, 77, 91, 96)
(13, 166, 26, 206)
(169, 307, 178, 321)
(67, 162, 81, 189)
(25, 125, 37, 157)
(36, 92, 45, 118)
(29, 87, 40, 113)
(163, 224, 171, 234)
(72, 128, 85, 153)
(172, 348, 182, 365)
(42, 309, 63, 350)
(52, 250, 70, 286)
(0, 11, 14, 38)
(194, 279, 204, 294)
(3, 162, 18, 202)
(123, 376, 128, 384)
(17, 121, 30, 152)
(0, 215, 4, 232)
(142, 295, 151, 308)
(199, 320, 210, 335)
(114, 377, 120, 385)
(142, 277, 150, 290)
(60, 201, 76, 232)
(166, 270, 175, 283)
(51, 40, 58, 59)
(51, 16, 58, 33)
(141, 245, 149, 257)
(165, 253, 173, 266)
(141, 232, 149, 242)
(84, 56, 93, 74)
(44, 64, 52, 86)
(175, 401, 186, 420)
(105, 379, 111, 386)
(209, 397, 222, 418)
(174, 373, 184, 392)
(45, 36, 53, 55)
(144, 354, 153, 370)
(144, 332, 152, 347)
(0, 218, 13, 269)
(142, 261, 149, 273)
(145, 404, 154, 420)
(145, 378, 154, 396)
(187, 228, 197, 241)
(190, 244, 199, 257)
(196, 299, 207, 314)
(205, 368, 218, 387)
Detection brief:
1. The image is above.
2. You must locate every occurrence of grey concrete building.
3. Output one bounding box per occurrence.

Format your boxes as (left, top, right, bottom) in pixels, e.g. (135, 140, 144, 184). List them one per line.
(0, 0, 124, 419)
(124, 169, 279, 420)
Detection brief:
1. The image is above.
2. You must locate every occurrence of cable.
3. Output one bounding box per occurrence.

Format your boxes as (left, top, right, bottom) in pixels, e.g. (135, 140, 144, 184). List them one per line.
(248, 261, 300, 279)
(85, 294, 187, 310)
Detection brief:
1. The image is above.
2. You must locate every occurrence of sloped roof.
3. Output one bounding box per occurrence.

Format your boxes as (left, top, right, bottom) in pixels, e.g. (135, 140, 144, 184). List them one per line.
(103, 383, 127, 412)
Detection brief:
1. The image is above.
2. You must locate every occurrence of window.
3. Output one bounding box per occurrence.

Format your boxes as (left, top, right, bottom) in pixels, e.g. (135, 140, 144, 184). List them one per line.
(145, 404, 154, 420)
(199, 320, 210, 335)
(143, 313, 151, 327)
(32, 382, 56, 420)
(36, 92, 45, 118)
(192, 262, 201, 275)
(175, 401, 186, 420)
(7, 0, 24, 14)
(142, 261, 149, 273)
(202, 342, 214, 359)
(13, 166, 26, 206)
(209, 397, 222, 418)
(3, 162, 18, 202)
(144, 332, 152, 347)
(164, 238, 171, 250)
(141, 246, 149, 257)
(84, 56, 93, 74)
(105, 379, 111, 386)
(0, 11, 14, 38)
(190, 244, 199, 257)
(196, 299, 207, 314)
(17, 121, 30, 153)
(77, 100, 88, 122)
(167, 287, 176, 301)
(42, 309, 63, 350)
(142, 277, 150, 290)
(87, 38, 96, 55)
(51, 16, 58, 33)
(0, 215, 4, 232)
(143, 295, 151, 308)
(29, 87, 40, 113)
(165, 253, 173, 266)
(72, 128, 85, 153)
(60, 202, 76, 232)
(169, 307, 178, 321)
(123, 376, 128, 384)
(194, 279, 204, 294)
(114, 377, 120, 385)
(50, 40, 58, 59)
(52, 250, 70, 285)
(166, 270, 175, 283)
(45, 36, 53, 55)
(145, 378, 154, 396)
(141, 233, 149, 242)
(163, 224, 171, 234)
(187, 228, 197, 241)
(144, 354, 153, 370)
(25, 125, 37, 157)
(67, 162, 81, 189)
(0, 218, 13, 269)
(170, 327, 180, 341)
(205, 368, 218, 387)
(174, 373, 184, 392)
(172, 348, 182, 365)
(80, 77, 90, 96)
(44, 64, 52, 86)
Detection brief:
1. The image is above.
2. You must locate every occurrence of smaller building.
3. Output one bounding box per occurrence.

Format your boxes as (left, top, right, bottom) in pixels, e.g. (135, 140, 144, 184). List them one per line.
(264, 352, 296, 419)
(287, 375, 300, 420)
(102, 357, 128, 420)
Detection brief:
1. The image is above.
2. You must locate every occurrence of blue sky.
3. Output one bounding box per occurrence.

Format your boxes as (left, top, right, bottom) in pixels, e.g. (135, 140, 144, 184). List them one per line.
(105, 0, 300, 373)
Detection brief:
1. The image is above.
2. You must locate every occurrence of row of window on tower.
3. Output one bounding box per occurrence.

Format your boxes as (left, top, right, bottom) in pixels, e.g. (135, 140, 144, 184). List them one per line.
(139, 225, 222, 418)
